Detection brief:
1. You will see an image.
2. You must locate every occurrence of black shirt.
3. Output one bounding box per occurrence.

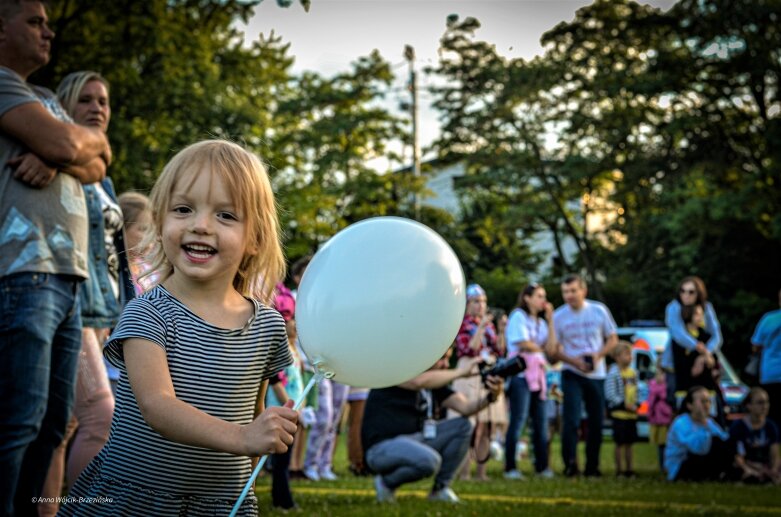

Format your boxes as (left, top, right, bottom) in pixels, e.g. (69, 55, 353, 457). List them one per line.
(361, 385, 454, 452)
(730, 417, 780, 465)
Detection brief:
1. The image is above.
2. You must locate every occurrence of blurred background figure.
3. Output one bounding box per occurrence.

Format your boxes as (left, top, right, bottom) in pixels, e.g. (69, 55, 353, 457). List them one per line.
(452, 284, 505, 481)
(39, 71, 134, 516)
(504, 284, 555, 479)
(730, 387, 780, 484)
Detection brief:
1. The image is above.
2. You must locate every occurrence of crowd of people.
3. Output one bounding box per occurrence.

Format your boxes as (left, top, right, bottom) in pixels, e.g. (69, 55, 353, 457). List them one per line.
(1, 1, 780, 516)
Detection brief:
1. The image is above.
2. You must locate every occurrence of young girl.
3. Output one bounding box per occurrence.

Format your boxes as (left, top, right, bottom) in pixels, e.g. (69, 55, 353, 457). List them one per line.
(118, 191, 158, 294)
(646, 366, 673, 474)
(265, 289, 304, 509)
(61, 140, 298, 516)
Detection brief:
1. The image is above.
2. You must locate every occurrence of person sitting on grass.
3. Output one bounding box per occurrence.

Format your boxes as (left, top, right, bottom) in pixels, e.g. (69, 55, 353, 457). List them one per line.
(605, 341, 639, 477)
(361, 354, 502, 504)
(730, 387, 780, 484)
(664, 386, 734, 482)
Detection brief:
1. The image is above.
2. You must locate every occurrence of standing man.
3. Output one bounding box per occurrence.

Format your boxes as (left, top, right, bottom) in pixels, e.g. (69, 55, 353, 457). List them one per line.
(547, 274, 617, 477)
(0, 1, 111, 515)
(752, 289, 781, 429)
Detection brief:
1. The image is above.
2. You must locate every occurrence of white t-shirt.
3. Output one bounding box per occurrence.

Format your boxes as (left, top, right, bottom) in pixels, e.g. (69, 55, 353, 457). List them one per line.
(553, 299, 617, 379)
(505, 308, 548, 378)
(506, 308, 548, 356)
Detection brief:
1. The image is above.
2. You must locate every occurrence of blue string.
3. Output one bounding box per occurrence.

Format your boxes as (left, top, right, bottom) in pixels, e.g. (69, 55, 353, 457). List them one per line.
(229, 370, 324, 517)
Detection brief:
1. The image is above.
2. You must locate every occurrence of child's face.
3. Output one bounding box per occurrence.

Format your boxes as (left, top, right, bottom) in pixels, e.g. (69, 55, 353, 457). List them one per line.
(285, 318, 297, 342)
(162, 168, 250, 288)
(692, 305, 705, 327)
(655, 368, 665, 382)
(617, 348, 632, 367)
(125, 209, 152, 253)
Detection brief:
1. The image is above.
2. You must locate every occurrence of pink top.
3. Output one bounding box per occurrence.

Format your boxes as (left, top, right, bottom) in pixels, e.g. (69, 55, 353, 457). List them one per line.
(647, 378, 673, 425)
(521, 352, 547, 399)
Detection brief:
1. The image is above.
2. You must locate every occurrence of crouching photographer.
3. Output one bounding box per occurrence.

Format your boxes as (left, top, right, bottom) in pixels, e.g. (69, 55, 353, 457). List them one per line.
(361, 354, 503, 504)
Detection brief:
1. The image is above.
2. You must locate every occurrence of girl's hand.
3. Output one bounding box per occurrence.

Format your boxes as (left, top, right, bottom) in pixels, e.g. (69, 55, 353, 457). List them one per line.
(241, 399, 298, 456)
(544, 302, 554, 319)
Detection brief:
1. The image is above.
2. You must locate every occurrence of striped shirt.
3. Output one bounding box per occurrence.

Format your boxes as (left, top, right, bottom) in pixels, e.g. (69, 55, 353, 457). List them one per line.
(62, 285, 291, 516)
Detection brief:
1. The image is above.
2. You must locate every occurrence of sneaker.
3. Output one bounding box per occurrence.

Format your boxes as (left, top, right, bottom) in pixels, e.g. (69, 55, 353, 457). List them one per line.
(503, 469, 523, 480)
(428, 486, 460, 503)
(490, 440, 505, 462)
(303, 466, 320, 481)
(320, 467, 338, 481)
(374, 475, 395, 503)
(536, 468, 555, 479)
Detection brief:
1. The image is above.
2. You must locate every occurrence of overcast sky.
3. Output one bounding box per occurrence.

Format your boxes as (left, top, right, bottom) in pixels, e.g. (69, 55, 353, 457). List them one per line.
(240, 0, 676, 159)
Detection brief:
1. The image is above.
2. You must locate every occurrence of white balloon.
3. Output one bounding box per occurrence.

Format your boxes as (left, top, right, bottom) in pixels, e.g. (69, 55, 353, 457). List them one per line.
(296, 217, 465, 388)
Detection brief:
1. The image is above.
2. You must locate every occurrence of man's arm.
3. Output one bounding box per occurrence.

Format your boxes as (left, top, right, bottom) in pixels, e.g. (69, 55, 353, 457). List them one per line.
(9, 152, 106, 187)
(547, 341, 587, 371)
(398, 356, 481, 391)
(0, 102, 111, 167)
(441, 375, 503, 416)
(598, 333, 618, 361)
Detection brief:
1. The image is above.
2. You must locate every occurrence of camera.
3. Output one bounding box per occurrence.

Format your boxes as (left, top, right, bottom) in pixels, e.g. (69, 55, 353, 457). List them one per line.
(479, 355, 526, 387)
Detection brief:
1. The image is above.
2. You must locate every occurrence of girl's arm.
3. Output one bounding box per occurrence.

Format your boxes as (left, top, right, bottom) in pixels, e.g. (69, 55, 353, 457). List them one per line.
(704, 303, 723, 352)
(271, 382, 290, 405)
(125, 338, 298, 456)
(512, 340, 543, 354)
(544, 313, 556, 357)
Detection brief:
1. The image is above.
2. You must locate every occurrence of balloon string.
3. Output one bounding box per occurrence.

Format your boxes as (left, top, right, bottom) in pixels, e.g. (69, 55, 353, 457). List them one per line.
(229, 370, 325, 517)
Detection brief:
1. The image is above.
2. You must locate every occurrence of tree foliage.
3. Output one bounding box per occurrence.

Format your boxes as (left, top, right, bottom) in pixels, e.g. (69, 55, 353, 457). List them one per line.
(429, 0, 781, 361)
(37, 0, 420, 270)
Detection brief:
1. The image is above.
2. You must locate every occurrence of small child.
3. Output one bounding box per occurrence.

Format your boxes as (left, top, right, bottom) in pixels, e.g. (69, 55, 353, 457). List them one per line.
(265, 286, 304, 509)
(117, 191, 157, 294)
(61, 140, 298, 516)
(605, 342, 638, 477)
(647, 366, 673, 474)
(686, 304, 720, 390)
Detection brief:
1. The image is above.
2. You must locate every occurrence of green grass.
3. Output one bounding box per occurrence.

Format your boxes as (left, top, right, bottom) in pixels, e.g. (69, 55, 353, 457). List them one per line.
(253, 437, 781, 516)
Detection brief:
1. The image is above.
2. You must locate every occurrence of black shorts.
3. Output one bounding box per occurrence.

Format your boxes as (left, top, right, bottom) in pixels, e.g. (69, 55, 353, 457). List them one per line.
(612, 418, 638, 445)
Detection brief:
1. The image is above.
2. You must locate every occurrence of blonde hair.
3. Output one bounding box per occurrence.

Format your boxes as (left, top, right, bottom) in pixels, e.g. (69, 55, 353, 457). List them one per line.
(118, 191, 150, 226)
(139, 140, 285, 304)
(56, 70, 109, 116)
(613, 340, 632, 359)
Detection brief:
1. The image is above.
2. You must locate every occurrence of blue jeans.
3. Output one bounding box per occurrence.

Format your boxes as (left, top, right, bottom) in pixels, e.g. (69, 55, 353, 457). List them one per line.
(0, 273, 82, 517)
(561, 370, 604, 474)
(504, 376, 548, 473)
(366, 417, 472, 491)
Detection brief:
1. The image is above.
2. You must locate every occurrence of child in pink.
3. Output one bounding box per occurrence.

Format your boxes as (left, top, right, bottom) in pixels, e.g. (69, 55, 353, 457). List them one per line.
(647, 367, 674, 474)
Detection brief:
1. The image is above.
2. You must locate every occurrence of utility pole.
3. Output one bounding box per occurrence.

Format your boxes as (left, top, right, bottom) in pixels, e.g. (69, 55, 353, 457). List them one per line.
(404, 44, 421, 220)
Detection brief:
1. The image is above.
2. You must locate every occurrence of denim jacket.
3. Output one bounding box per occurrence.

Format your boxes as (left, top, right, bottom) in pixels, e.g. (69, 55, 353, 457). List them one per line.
(79, 178, 135, 328)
